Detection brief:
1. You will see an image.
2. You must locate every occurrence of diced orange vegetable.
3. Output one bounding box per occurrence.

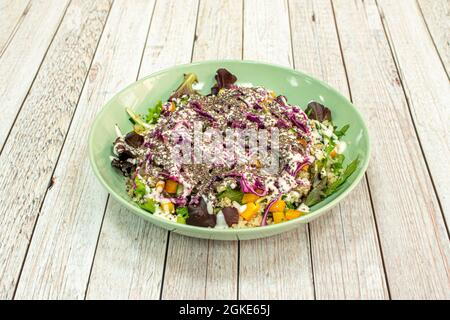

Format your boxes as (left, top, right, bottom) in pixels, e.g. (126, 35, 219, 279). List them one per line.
(298, 138, 308, 147)
(240, 202, 260, 221)
(272, 211, 285, 224)
(161, 201, 174, 213)
(242, 193, 260, 204)
(285, 209, 302, 220)
(164, 179, 178, 193)
(330, 149, 337, 158)
(156, 181, 165, 192)
(302, 164, 310, 172)
(269, 199, 286, 213)
(168, 102, 176, 112)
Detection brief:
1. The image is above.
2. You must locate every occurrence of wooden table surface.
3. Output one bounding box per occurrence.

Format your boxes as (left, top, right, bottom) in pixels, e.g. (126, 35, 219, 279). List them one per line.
(0, 0, 449, 300)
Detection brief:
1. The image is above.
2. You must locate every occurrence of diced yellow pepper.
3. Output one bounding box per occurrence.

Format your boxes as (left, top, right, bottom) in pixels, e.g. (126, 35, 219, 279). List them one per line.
(253, 159, 262, 169)
(161, 201, 174, 213)
(302, 164, 310, 172)
(242, 193, 260, 204)
(285, 209, 302, 220)
(164, 179, 178, 194)
(298, 138, 308, 147)
(272, 211, 285, 224)
(269, 199, 286, 213)
(240, 202, 260, 221)
(330, 149, 337, 158)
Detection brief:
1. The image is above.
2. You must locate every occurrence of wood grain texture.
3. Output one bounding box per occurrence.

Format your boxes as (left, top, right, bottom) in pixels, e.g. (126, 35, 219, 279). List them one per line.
(0, 0, 70, 151)
(289, 0, 388, 299)
(0, 0, 447, 300)
(0, 0, 30, 56)
(333, 0, 450, 299)
(239, 0, 314, 300)
(87, 199, 166, 299)
(417, 0, 450, 75)
(19, 0, 152, 300)
(162, 0, 242, 300)
(15, 0, 157, 300)
(377, 0, 450, 229)
(0, 0, 111, 300)
(87, 0, 198, 300)
(193, 0, 243, 60)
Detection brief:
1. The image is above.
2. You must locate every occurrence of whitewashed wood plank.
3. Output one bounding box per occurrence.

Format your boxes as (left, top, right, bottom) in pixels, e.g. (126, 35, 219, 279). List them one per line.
(162, 236, 209, 300)
(0, 0, 30, 56)
(193, 0, 243, 60)
(377, 0, 450, 232)
(15, 0, 156, 300)
(139, 0, 199, 73)
(417, 0, 450, 75)
(0, 0, 111, 300)
(239, 0, 314, 300)
(162, 0, 242, 300)
(87, 199, 166, 300)
(333, 0, 450, 299)
(0, 0, 70, 151)
(87, 0, 198, 300)
(204, 240, 238, 300)
(289, 0, 388, 299)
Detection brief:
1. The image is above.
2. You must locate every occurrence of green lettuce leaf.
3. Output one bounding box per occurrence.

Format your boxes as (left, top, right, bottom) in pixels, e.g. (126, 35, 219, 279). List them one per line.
(169, 73, 198, 100)
(334, 124, 350, 138)
(305, 178, 328, 207)
(218, 187, 243, 204)
(134, 176, 146, 197)
(176, 206, 189, 218)
(139, 198, 156, 213)
(146, 101, 162, 124)
(325, 158, 360, 196)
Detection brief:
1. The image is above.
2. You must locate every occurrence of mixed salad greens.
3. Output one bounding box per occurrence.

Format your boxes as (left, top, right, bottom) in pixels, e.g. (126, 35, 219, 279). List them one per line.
(111, 69, 358, 228)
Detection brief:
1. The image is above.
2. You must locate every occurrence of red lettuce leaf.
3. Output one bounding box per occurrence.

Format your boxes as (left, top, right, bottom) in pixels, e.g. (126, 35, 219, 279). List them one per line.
(305, 101, 332, 122)
(211, 68, 237, 95)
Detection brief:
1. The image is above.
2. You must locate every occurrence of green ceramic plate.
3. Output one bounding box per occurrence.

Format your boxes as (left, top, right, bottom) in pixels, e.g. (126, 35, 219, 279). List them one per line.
(89, 60, 370, 240)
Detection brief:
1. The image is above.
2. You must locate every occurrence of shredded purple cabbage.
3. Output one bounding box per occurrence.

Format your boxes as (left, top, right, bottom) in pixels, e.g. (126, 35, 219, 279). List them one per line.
(261, 197, 279, 226)
(246, 113, 265, 129)
(253, 102, 263, 110)
(275, 118, 290, 128)
(239, 175, 268, 196)
(230, 120, 247, 129)
(291, 158, 311, 176)
(190, 101, 216, 122)
(275, 95, 288, 107)
(287, 112, 309, 133)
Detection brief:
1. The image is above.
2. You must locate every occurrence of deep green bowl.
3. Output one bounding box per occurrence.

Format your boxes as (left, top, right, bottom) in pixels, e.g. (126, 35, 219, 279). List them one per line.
(88, 60, 370, 240)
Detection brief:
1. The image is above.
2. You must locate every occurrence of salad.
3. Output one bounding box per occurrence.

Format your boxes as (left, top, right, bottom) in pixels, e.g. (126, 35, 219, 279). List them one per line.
(111, 68, 358, 228)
